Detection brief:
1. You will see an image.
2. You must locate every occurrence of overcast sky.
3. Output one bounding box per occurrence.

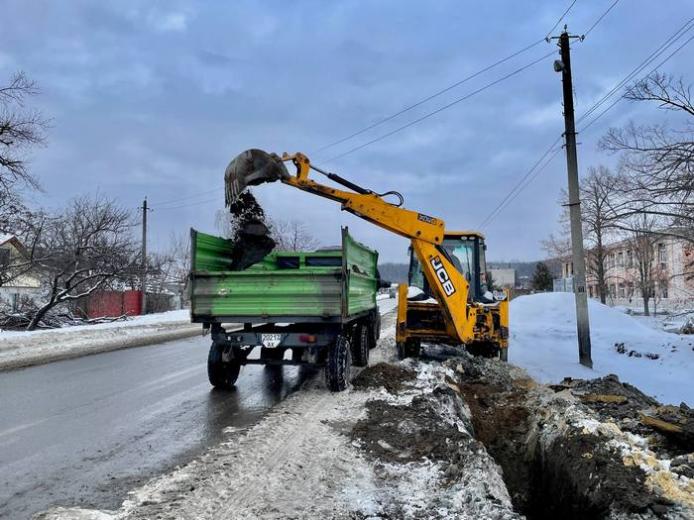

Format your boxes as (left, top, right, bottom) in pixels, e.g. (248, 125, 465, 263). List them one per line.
(1, 1, 692, 263)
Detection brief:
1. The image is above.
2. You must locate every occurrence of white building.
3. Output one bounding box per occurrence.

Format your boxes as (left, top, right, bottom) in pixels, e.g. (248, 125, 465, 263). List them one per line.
(0, 234, 42, 309)
(556, 233, 694, 311)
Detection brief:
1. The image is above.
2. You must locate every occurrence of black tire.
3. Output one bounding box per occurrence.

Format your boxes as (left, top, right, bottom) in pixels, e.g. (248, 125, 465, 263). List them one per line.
(351, 323, 370, 367)
(261, 347, 284, 371)
(325, 334, 352, 392)
(396, 339, 421, 360)
(207, 342, 241, 389)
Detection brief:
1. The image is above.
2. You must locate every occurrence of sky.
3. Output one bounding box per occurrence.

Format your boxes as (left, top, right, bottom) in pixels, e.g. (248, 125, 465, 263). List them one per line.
(1, 0, 692, 263)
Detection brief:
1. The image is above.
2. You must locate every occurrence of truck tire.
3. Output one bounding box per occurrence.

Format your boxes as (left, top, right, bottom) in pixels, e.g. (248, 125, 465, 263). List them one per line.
(325, 335, 352, 392)
(396, 339, 421, 360)
(351, 323, 370, 367)
(208, 342, 240, 390)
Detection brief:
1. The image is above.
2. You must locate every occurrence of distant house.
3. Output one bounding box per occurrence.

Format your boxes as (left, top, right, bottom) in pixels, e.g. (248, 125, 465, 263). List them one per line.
(553, 233, 694, 311)
(0, 234, 42, 309)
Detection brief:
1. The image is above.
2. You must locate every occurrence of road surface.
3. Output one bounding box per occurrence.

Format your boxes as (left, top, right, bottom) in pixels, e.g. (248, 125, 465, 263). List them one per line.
(0, 298, 398, 519)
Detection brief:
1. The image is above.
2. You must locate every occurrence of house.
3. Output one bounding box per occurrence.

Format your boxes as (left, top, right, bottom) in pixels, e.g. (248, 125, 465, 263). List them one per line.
(554, 233, 694, 311)
(0, 234, 42, 310)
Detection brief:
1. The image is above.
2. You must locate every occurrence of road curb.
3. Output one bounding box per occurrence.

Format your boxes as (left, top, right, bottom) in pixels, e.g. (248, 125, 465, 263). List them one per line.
(0, 324, 203, 372)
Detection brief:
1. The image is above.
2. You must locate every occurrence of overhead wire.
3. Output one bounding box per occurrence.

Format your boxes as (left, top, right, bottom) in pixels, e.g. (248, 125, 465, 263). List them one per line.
(546, 0, 579, 39)
(581, 0, 620, 38)
(314, 38, 545, 154)
(323, 50, 556, 163)
(479, 16, 694, 229)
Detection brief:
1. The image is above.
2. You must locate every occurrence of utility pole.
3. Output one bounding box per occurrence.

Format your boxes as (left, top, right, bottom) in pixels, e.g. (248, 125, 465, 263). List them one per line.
(141, 197, 148, 315)
(553, 28, 593, 368)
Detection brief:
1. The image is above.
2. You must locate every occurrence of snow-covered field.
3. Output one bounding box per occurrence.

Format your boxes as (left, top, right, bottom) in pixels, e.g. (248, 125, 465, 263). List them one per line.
(0, 310, 199, 370)
(509, 293, 694, 405)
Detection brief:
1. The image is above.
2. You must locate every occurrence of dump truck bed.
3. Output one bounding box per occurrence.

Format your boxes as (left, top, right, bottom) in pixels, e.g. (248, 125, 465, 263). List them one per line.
(190, 227, 378, 324)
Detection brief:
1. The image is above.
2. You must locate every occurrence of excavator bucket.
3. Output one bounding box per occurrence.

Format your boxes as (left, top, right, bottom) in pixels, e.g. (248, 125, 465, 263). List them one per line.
(224, 149, 289, 205)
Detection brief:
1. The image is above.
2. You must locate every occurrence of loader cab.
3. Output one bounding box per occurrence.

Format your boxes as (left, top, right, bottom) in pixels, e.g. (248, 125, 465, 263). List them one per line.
(408, 232, 489, 302)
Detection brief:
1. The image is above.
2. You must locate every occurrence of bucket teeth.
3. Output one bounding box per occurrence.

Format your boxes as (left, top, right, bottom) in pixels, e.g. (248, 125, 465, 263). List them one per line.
(224, 149, 289, 205)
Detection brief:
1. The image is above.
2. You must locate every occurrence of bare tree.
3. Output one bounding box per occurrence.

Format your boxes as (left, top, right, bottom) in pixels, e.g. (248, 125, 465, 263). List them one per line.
(543, 166, 618, 302)
(0, 72, 46, 207)
(600, 73, 694, 235)
(26, 195, 137, 330)
(581, 166, 619, 303)
(626, 214, 663, 316)
(147, 232, 191, 310)
(270, 219, 319, 251)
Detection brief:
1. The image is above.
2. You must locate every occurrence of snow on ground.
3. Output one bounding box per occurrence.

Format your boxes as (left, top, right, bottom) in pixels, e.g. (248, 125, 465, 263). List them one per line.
(509, 292, 694, 405)
(0, 310, 198, 370)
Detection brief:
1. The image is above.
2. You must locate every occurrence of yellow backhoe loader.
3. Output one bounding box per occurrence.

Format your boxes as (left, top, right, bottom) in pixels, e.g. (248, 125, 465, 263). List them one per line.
(224, 149, 509, 360)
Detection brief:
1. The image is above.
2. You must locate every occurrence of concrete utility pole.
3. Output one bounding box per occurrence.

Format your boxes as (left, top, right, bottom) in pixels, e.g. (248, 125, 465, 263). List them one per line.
(554, 28, 593, 368)
(141, 197, 148, 315)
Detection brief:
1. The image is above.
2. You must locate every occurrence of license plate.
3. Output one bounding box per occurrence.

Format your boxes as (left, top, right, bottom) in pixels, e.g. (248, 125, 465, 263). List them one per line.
(261, 334, 283, 348)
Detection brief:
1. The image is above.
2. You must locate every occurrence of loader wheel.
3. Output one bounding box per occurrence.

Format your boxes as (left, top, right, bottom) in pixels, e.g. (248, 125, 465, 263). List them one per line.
(351, 323, 370, 367)
(207, 343, 240, 390)
(325, 334, 352, 392)
(500, 348, 508, 362)
(396, 339, 421, 360)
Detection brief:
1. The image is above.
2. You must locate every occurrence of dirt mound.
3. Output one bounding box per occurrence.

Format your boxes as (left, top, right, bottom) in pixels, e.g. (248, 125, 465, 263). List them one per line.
(448, 354, 677, 519)
(555, 374, 694, 461)
(351, 363, 416, 394)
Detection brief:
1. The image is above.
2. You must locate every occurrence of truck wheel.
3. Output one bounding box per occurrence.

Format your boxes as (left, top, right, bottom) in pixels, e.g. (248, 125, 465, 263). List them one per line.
(208, 343, 240, 389)
(325, 335, 352, 392)
(261, 347, 284, 370)
(370, 314, 381, 347)
(351, 323, 370, 367)
(396, 339, 421, 360)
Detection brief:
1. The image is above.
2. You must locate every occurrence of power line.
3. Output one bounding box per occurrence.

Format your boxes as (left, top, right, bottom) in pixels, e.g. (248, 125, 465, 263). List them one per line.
(314, 39, 545, 154)
(546, 0, 578, 39)
(577, 17, 694, 125)
(479, 18, 694, 229)
(579, 32, 694, 133)
(478, 137, 563, 229)
(323, 50, 555, 163)
(154, 197, 219, 211)
(582, 0, 620, 38)
(149, 188, 219, 208)
(316, 1, 583, 156)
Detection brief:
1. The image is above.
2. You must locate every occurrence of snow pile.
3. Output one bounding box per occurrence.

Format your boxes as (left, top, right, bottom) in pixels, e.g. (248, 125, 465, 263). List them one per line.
(0, 310, 199, 370)
(509, 293, 694, 405)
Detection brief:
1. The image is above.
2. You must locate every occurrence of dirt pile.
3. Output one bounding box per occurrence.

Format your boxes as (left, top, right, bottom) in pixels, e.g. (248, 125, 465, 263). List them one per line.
(555, 374, 694, 464)
(449, 353, 691, 519)
(352, 362, 416, 394)
(226, 191, 275, 270)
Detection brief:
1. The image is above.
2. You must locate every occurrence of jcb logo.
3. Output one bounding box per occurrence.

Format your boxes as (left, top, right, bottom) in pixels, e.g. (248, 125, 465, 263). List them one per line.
(430, 256, 456, 296)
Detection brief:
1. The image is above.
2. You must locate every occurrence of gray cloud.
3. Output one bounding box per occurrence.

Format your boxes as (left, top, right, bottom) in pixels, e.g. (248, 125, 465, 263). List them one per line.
(1, 0, 691, 262)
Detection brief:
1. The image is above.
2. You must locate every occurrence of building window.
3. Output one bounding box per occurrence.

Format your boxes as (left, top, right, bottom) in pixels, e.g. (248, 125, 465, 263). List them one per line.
(627, 282, 634, 298)
(626, 250, 633, 268)
(658, 243, 667, 269)
(617, 251, 624, 267)
(618, 283, 626, 298)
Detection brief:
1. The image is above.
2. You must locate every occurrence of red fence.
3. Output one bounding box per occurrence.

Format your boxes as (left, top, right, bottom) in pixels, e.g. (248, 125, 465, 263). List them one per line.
(86, 290, 142, 318)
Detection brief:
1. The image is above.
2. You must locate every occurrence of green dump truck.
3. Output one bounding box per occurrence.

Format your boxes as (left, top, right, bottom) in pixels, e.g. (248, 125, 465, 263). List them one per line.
(190, 227, 381, 391)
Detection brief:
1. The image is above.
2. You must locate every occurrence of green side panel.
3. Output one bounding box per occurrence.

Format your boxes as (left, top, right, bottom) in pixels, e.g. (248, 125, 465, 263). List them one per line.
(193, 270, 342, 317)
(190, 228, 378, 320)
(342, 230, 379, 316)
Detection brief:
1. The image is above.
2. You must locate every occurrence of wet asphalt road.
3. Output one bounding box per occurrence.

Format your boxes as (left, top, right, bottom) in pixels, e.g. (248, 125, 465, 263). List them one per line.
(0, 335, 315, 520)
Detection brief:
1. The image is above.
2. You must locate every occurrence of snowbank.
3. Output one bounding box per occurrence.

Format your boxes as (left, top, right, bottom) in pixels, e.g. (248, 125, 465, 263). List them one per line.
(509, 292, 694, 405)
(0, 310, 200, 370)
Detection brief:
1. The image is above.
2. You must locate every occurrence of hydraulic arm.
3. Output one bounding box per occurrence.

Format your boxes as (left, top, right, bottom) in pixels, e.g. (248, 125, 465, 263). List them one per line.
(224, 149, 508, 357)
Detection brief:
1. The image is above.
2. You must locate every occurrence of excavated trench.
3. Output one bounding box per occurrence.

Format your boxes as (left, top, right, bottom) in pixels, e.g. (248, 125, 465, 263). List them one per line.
(353, 356, 689, 519)
(450, 354, 684, 520)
